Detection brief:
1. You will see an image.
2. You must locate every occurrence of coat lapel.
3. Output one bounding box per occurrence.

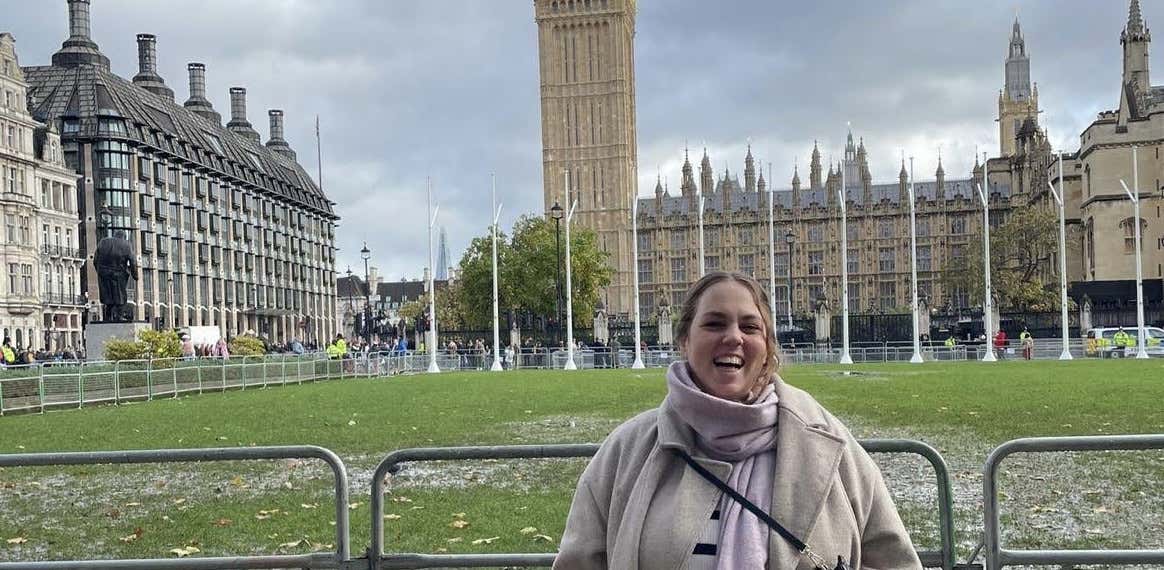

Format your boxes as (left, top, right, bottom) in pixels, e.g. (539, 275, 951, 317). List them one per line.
(766, 394, 846, 569)
(656, 449, 732, 570)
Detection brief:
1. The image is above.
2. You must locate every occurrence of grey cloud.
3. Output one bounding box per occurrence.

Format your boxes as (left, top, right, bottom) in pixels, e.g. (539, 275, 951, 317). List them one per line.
(5, 0, 1160, 281)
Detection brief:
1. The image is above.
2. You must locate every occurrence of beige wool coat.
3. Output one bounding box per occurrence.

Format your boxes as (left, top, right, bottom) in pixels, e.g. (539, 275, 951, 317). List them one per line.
(553, 377, 922, 570)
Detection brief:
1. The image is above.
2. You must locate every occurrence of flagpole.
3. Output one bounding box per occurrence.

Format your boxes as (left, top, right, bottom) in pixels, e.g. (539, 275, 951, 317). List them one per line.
(976, 182, 996, 362)
(767, 162, 776, 321)
(631, 195, 644, 369)
(908, 156, 923, 363)
(1120, 146, 1148, 359)
(838, 154, 852, 365)
(698, 189, 705, 277)
(490, 173, 503, 371)
(564, 170, 578, 370)
(1049, 154, 1072, 360)
(427, 177, 441, 373)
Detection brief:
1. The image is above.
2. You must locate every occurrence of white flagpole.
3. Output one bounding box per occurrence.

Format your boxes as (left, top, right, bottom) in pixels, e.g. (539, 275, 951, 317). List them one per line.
(1048, 154, 1072, 360)
(426, 178, 441, 373)
(838, 155, 852, 365)
(631, 196, 644, 369)
(564, 170, 578, 370)
(1120, 149, 1148, 359)
(490, 173, 504, 371)
(698, 189, 705, 277)
(767, 162, 776, 321)
(976, 183, 996, 362)
(908, 156, 923, 363)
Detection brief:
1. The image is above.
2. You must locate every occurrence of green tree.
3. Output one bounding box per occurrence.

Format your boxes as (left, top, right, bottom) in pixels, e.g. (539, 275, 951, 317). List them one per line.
(455, 214, 612, 328)
(942, 207, 1068, 311)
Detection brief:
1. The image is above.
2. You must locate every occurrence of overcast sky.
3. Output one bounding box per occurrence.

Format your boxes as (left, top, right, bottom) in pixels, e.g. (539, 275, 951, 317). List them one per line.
(6, 0, 1161, 281)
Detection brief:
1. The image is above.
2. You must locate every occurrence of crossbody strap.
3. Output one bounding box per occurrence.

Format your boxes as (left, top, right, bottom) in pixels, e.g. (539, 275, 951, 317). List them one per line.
(670, 447, 807, 552)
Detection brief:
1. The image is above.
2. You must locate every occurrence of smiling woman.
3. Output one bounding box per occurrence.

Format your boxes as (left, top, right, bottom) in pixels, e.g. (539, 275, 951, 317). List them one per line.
(555, 271, 922, 570)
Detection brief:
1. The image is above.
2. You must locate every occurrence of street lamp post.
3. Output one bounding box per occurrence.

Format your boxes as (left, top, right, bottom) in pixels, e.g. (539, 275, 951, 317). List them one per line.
(490, 173, 504, 372)
(1120, 145, 1149, 359)
(344, 266, 355, 339)
(563, 170, 578, 370)
(839, 157, 852, 365)
(785, 230, 795, 330)
(908, 156, 923, 364)
(426, 178, 440, 373)
(361, 242, 372, 349)
(1047, 153, 1073, 360)
(975, 183, 997, 362)
(550, 201, 564, 348)
(630, 194, 645, 369)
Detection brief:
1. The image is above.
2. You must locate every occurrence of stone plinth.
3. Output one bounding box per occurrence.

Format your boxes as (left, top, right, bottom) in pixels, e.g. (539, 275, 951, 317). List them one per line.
(85, 322, 150, 361)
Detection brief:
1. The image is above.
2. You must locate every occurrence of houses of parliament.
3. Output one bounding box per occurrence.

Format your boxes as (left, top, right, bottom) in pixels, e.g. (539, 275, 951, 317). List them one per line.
(536, 0, 1160, 320)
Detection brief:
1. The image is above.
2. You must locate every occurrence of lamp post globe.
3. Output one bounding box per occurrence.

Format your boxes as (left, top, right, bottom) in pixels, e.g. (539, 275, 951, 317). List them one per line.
(550, 202, 564, 348)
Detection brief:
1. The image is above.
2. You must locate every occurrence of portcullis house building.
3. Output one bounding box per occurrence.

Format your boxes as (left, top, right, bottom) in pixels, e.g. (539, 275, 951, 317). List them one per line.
(19, 0, 339, 345)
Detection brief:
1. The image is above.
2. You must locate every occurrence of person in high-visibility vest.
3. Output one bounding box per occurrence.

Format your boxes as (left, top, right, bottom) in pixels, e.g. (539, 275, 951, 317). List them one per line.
(1, 338, 14, 366)
(1112, 328, 1132, 358)
(1019, 328, 1034, 360)
(944, 336, 956, 348)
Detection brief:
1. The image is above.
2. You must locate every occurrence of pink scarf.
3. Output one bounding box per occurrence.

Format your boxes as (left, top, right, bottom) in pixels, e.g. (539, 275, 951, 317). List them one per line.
(663, 361, 779, 570)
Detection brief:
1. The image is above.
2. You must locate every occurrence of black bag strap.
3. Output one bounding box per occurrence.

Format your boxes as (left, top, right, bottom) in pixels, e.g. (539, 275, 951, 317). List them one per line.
(670, 447, 807, 551)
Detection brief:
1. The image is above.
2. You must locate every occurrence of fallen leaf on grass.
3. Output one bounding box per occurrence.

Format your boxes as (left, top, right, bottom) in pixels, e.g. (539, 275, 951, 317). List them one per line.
(390, 496, 412, 503)
(212, 518, 233, 527)
(532, 534, 554, 543)
(446, 537, 463, 543)
(119, 528, 144, 543)
(452, 512, 466, 518)
(449, 520, 470, 529)
(347, 420, 357, 426)
(173, 498, 187, 506)
(6, 537, 28, 545)
(170, 546, 200, 557)
(278, 538, 308, 550)
(519, 527, 538, 535)
(124, 502, 142, 507)
(384, 514, 402, 520)
(230, 476, 247, 488)
(348, 502, 362, 510)
(301, 503, 319, 510)
(471, 536, 500, 545)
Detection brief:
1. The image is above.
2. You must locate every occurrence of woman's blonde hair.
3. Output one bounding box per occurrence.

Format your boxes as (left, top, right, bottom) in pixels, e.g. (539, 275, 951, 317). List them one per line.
(675, 271, 781, 381)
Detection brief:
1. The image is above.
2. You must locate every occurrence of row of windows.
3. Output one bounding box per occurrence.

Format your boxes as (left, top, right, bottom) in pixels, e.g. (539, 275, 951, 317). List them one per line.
(1, 120, 26, 153)
(639, 245, 941, 282)
(641, 216, 983, 251)
(6, 262, 33, 295)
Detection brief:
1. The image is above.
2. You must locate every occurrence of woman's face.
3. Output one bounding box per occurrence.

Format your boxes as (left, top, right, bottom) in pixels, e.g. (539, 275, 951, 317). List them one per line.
(680, 280, 769, 402)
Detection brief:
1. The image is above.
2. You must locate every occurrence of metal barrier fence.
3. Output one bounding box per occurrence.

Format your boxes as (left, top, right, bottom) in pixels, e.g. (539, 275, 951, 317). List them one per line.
(369, 440, 957, 569)
(982, 434, 1164, 570)
(3, 435, 1164, 569)
(0, 337, 1143, 415)
(0, 445, 351, 570)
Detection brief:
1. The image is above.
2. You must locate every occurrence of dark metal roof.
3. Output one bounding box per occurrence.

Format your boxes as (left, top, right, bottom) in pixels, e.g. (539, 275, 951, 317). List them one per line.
(22, 63, 335, 218)
(337, 276, 367, 298)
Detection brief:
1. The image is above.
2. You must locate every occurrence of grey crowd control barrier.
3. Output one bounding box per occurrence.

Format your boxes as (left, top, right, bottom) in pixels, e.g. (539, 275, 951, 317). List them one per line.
(0, 446, 352, 570)
(982, 434, 1164, 570)
(369, 440, 957, 569)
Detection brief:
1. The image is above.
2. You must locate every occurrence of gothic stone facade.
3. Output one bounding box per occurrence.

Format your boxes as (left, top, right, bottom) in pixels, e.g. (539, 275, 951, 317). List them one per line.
(633, 136, 1010, 320)
(535, 0, 638, 315)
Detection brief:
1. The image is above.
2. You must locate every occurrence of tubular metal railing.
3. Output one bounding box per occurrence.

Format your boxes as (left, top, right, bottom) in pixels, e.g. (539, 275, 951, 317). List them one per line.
(982, 434, 1164, 570)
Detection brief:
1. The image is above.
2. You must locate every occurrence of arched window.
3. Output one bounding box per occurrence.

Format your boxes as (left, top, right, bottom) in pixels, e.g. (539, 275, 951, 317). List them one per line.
(552, 1, 558, 12)
(1120, 217, 1146, 254)
(15, 328, 22, 349)
(1085, 217, 1095, 277)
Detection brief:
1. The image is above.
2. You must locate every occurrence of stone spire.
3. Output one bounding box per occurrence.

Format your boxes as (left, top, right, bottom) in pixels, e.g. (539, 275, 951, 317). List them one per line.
(1121, 0, 1151, 119)
(756, 163, 766, 194)
(809, 140, 822, 190)
(1005, 16, 1032, 102)
(699, 148, 713, 195)
(654, 174, 665, 200)
(791, 162, 801, 191)
(899, 156, 909, 203)
(680, 146, 696, 197)
(184, 63, 222, 124)
(132, 34, 174, 101)
(52, 0, 111, 70)
(744, 143, 756, 193)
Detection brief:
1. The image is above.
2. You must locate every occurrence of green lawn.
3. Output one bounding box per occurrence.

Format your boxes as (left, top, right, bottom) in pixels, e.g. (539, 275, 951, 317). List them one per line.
(0, 360, 1161, 562)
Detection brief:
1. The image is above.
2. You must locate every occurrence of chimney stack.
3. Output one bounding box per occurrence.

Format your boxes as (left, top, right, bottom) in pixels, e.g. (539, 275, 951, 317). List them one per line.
(265, 109, 297, 160)
(226, 87, 261, 145)
(183, 63, 221, 124)
(53, 0, 110, 69)
(131, 34, 174, 101)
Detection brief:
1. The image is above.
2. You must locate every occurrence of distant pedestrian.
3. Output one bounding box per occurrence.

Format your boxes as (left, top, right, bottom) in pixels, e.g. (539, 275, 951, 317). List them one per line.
(1019, 328, 1034, 360)
(993, 329, 1008, 360)
(180, 335, 196, 360)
